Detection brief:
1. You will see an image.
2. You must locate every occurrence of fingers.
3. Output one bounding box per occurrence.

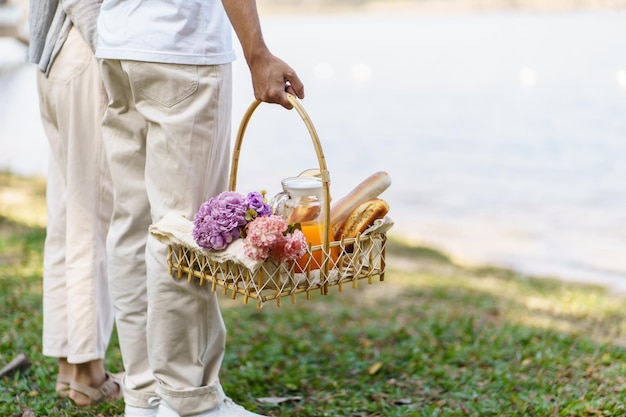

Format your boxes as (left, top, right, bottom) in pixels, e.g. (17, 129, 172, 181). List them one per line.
(273, 76, 304, 110)
(254, 86, 294, 109)
(285, 74, 305, 100)
(250, 57, 305, 109)
(276, 93, 294, 110)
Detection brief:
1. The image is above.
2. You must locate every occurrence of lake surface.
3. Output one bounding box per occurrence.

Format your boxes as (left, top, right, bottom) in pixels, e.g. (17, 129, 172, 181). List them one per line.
(1, 10, 625, 289)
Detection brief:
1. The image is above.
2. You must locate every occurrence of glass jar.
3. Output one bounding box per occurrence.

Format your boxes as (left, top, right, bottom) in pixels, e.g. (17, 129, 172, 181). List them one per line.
(270, 176, 338, 271)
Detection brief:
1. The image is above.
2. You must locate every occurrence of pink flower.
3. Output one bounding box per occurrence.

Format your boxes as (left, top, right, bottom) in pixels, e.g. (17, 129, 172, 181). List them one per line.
(243, 215, 307, 262)
(243, 244, 270, 262)
(272, 229, 307, 263)
(244, 215, 286, 248)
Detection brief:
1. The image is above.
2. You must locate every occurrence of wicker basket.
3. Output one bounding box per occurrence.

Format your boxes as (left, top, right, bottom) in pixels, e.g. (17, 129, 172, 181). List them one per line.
(165, 94, 390, 308)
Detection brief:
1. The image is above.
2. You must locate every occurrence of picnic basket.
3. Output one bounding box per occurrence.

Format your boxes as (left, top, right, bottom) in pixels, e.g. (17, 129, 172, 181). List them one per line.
(160, 94, 391, 308)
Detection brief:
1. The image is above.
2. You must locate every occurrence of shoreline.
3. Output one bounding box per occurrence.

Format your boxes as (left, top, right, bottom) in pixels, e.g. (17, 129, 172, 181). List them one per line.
(390, 225, 626, 297)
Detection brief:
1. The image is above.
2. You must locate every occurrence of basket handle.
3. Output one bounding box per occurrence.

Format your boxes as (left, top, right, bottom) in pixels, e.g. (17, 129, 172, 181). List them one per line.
(229, 94, 333, 280)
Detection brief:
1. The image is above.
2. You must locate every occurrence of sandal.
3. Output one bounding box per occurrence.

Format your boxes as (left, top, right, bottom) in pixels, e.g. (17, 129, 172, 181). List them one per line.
(69, 371, 123, 405)
(56, 374, 72, 398)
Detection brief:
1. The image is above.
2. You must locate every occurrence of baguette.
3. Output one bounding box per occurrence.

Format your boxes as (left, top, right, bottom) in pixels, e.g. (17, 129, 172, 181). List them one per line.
(330, 171, 391, 232)
(335, 198, 389, 241)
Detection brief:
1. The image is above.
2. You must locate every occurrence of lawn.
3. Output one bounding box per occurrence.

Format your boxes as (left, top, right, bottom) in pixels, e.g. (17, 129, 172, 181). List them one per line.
(2, 172, 626, 417)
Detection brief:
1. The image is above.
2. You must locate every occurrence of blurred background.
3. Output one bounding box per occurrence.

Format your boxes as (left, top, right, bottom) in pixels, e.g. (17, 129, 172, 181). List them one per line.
(1, 0, 625, 289)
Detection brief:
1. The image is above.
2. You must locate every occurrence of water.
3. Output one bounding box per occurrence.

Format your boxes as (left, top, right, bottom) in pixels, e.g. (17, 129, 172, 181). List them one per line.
(2, 10, 626, 289)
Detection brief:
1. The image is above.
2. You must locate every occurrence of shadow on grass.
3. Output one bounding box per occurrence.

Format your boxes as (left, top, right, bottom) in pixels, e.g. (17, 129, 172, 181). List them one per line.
(2, 219, 626, 416)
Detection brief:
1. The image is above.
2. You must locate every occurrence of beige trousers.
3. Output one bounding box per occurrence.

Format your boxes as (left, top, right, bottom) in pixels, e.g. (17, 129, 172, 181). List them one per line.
(99, 59, 232, 414)
(36, 26, 114, 364)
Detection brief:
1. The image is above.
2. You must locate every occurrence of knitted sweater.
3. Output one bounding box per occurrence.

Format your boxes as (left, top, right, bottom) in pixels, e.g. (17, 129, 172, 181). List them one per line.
(28, 0, 100, 76)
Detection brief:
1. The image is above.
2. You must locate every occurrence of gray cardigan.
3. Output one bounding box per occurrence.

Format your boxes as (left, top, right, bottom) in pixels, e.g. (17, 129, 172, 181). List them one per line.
(28, 0, 100, 76)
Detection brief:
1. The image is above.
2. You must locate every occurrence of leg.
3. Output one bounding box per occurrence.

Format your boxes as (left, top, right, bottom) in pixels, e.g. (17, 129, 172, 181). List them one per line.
(38, 150, 69, 364)
(60, 26, 114, 368)
(100, 58, 158, 409)
(37, 25, 117, 404)
(37, 32, 72, 399)
(126, 60, 231, 415)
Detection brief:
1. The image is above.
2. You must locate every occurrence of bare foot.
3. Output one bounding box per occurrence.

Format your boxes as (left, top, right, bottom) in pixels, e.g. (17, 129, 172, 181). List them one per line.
(55, 375, 72, 397)
(56, 358, 73, 398)
(69, 371, 122, 406)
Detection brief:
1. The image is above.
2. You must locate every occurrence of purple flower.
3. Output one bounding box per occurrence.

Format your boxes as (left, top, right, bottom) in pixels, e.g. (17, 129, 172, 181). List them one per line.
(246, 191, 271, 219)
(193, 191, 248, 251)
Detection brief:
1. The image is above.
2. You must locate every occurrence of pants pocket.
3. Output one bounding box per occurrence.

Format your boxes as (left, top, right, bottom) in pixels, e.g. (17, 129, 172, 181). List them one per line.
(47, 27, 91, 84)
(128, 61, 199, 108)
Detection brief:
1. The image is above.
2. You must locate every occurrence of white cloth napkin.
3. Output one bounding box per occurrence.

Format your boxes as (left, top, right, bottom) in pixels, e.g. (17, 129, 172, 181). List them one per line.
(149, 213, 263, 271)
(362, 217, 394, 236)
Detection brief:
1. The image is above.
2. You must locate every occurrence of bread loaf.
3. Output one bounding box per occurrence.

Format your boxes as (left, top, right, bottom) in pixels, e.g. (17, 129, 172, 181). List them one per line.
(330, 171, 391, 232)
(335, 198, 389, 241)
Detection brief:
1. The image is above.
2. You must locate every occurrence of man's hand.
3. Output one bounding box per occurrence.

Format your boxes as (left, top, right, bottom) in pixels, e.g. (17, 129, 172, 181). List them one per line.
(248, 50, 304, 109)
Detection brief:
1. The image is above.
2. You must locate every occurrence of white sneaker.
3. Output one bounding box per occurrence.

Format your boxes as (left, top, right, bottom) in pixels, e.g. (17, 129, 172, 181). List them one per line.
(200, 397, 266, 417)
(125, 404, 159, 417)
(157, 397, 266, 417)
(154, 401, 178, 417)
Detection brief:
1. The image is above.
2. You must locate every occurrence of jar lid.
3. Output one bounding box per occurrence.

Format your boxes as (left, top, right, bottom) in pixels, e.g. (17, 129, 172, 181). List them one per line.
(284, 176, 322, 191)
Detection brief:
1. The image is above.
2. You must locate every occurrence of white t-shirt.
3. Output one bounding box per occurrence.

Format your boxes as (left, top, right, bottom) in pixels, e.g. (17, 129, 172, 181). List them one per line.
(95, 0, 236, 65)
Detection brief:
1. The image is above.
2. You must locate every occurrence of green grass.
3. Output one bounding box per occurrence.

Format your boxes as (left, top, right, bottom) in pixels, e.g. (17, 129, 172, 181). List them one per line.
(2, 172, 626, 416)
